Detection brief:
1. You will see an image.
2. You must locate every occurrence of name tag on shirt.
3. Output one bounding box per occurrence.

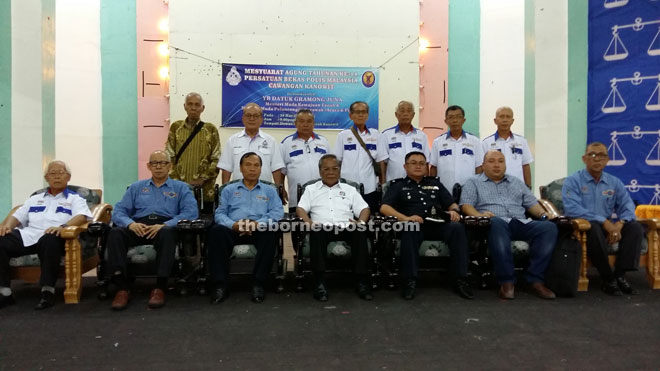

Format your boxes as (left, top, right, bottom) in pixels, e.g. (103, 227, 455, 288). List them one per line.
(55, 206, 72, 215)
(439, 149, 452, 157)
(462, 148, 474, 155)
(511, 147, 523, 155)
(389, 142, 402, 149)
(290, 149, 304, 157)
(344, 144, 357, 151)
(314, 147, 327, 154)
(28, 206, 46, 213)
(412, 142, 422, 150)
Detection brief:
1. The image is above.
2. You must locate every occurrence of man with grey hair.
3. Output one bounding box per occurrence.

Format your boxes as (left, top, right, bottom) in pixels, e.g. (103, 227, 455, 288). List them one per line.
(481, 107, 533, 188)
(377, 100, 430, 182)
(218, 103, 285, 187)
(165, 92, 220, 213)
(107, 150, 198, 310)
(0, 160, 92, 310)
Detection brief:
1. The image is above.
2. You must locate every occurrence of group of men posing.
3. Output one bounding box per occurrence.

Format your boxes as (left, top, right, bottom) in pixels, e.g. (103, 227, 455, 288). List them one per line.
(0, 92, 645, 311)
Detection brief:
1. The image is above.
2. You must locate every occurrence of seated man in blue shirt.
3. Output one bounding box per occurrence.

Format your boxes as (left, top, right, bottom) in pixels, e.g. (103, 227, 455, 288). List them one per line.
(206, 152, 284, 304)
(460, 150, 557, 300)
(0, 160, 92, 310)
(108, 150, 198, 310)
(562, 142, 644, 296)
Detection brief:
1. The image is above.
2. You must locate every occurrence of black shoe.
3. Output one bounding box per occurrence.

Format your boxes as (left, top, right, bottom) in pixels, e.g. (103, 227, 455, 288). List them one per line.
(454, 278, 474, 300)
(602, 280, 623, 296)
(210, 287, 228, 304)
(0, 294, 15, 309)
(616, 276, 638, 295)
(402, 279, 416, 300)
(35, 291, 55, 310)
(313, 282, 328, 302)
(251, 285, 265, 303)
(357, 281, 374, 301)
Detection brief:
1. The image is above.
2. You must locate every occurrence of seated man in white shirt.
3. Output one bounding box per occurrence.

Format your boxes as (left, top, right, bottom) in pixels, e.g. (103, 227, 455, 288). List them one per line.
(0, 160, 92, 310)
(297, 154, 372, 302)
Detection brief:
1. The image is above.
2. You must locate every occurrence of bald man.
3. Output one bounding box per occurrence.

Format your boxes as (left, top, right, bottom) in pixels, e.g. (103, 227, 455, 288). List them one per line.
(460, 150, 557, 300)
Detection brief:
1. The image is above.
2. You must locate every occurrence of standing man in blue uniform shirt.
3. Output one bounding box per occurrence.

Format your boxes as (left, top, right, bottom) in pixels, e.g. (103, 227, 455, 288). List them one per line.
(562, 142, 644, 296)
(206, 152, 284, 304)
(429, 105, 483, 192)
(481, 107, 533, 188)
(0, 160, 92, 310)
(333, 101, 382, 213)
(280, 108, 330, 213)
(377, 101, 430, 182)
(108, 150, 198, 311)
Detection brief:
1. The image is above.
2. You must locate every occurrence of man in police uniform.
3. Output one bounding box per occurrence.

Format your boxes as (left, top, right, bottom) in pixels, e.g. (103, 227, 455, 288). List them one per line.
(218, 103, 285, 187)
(107, 150, 198, 310)
(297, 154, 372, 301)
(380, 151, 473, 300)
(0, 160, 92, 310)
(562, 142, 643, 296)
(165, 92, 220, 213)
(280, 108, 330, 213)
(377, 101, 429, 182)
(429, 105, 483, 192)
(481, 107, 533, 188)
(206, 152, 284, 304)
(333, 101, 381, 213)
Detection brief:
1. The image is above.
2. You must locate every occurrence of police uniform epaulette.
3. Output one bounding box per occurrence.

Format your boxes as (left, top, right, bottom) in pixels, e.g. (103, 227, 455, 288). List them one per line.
(423, 176, 441, 181)
(389, 178, 405, 185)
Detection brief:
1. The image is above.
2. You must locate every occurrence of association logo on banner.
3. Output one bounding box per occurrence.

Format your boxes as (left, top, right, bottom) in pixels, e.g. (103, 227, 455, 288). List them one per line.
(221, 63, 379, 130)
(589, 0, 660, 204)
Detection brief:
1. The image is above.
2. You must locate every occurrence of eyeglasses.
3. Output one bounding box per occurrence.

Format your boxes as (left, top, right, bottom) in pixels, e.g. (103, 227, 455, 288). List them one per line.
(244, 113, 262, 119)
(586, 152, 608, 159)
(405, 161, 427, 166)
(446, 114, 464, 120)
(149, 161, 170, 167)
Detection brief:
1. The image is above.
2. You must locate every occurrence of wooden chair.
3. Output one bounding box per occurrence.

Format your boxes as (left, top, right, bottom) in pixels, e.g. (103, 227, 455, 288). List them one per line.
(3, 186, 112, 303)
(539, 178, 659, 291)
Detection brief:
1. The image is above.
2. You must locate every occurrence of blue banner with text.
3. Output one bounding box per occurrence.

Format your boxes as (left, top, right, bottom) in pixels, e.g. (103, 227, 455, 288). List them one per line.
(221, 63, 379, 130)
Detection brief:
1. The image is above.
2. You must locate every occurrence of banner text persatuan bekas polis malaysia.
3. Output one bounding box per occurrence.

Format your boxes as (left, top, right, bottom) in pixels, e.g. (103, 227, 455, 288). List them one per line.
(222, 63, 379, 130)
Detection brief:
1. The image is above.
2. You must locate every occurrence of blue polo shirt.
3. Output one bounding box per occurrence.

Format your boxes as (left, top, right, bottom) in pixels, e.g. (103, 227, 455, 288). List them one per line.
(112, 178, 198, 228)
(562, 169, 636, 223)
(215, 180, 284, 229)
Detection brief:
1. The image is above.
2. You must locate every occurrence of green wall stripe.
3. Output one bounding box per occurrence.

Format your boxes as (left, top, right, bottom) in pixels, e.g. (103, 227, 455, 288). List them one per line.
(42, 0, 55, 164)
(448, 0, 480, 136)
(567, 0, 588, 174)
(101, 0, 138, 205)
(0, 0, 11, 215)
(524, 0, 536, 187)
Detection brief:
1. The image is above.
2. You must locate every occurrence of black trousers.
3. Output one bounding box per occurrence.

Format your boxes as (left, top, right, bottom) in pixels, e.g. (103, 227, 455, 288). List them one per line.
(206, 225, 277, 287)
(586, 220, 643, 281)
(398, 221, 469, 280)
(309, 229, 369, 276)
(0, 230, 65, 287)
(362, 191, 380, 215)
(106, 226, 178, 278)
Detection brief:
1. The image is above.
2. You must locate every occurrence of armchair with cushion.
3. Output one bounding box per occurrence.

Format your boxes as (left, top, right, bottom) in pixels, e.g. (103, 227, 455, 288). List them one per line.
(4, 185, 112, 303)
(540, 177, 659, 290)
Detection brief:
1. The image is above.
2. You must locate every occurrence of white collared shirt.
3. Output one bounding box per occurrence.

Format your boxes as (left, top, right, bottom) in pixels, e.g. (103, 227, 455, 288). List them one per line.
(430, 130, 484, 191)
(280, 132, 330, 207)
(12, 189, 92, 246)
(333, 126, 380, 194)
(217, 129, 285, 182)
(376, 125, 430, 182)
(481, 132, 533, 182)
(297, 180, 369, 226)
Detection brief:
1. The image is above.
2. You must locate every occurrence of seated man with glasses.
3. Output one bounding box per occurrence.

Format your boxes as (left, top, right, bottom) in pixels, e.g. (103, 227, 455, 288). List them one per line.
(107, 150, 198, 310)
(0, 160, 92, 310)
(380, 151, 473, 300)
(562, 142, 644, 296)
